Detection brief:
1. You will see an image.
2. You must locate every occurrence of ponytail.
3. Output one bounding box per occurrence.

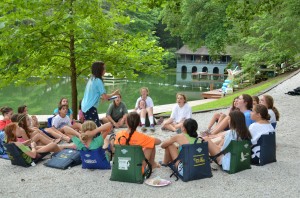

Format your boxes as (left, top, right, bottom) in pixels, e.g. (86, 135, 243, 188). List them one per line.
(125, 112, 140, 145)
(272, 106, 280, 121)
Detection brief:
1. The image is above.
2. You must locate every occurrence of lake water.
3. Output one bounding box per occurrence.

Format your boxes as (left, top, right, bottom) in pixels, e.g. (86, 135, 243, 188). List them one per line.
(0, 72, 225, 115)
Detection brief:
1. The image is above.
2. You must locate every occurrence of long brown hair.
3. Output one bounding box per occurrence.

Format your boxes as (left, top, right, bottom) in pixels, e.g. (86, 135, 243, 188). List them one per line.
(15, 113, 33, 138)
(229, 110, 251, 140)
(242, 94, 253, 110)
(126, 112, 140, 145)
(4, 123, 17, 143)
(263, 95, 280, 121)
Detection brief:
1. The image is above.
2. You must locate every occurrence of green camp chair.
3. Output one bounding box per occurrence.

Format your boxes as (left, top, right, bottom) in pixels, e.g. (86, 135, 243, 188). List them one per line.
(211, 140, 251, 174)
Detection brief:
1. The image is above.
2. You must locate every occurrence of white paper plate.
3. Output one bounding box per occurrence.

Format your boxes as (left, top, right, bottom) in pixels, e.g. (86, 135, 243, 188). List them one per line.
(144, 178, 171, 187)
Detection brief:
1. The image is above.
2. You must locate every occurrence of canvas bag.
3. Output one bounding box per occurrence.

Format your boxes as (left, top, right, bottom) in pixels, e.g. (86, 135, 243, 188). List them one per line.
(213, 140, 251, 174)
(80, 147, 111, 169)
(44, 149, 81, 170)
(4, 143, 32, 167)
(110, 136, 152, 184)
(168, 138, 212, 182)
(257, 132, 276, 166)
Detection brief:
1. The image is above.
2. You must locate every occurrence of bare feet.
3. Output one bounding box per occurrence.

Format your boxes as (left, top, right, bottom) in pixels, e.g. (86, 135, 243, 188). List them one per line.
(54, 136, 62, 144)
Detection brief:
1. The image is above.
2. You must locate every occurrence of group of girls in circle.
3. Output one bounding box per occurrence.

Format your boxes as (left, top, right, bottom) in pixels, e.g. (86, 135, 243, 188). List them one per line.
(0, 60, 280, 173)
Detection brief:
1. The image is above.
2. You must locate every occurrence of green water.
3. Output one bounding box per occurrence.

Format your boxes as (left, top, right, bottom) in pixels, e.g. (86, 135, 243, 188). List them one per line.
(0, 73, 224, 115)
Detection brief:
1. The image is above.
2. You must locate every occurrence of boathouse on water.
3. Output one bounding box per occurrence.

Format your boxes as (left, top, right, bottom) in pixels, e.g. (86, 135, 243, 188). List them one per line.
(176, 45, 232, 74)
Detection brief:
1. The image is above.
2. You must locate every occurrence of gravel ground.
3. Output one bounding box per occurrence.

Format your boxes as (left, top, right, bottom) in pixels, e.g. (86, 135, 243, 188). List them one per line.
(0, 70, 299, 198)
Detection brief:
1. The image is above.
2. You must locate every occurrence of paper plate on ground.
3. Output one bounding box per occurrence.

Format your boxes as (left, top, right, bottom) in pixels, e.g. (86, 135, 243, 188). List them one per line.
(144, 178, 171, 187)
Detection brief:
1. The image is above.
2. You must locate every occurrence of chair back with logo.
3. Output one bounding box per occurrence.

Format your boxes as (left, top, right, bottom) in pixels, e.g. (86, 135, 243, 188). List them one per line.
(168, 138, 212, 182)
(110, 136, 152, 183)
(80, 147, 110, 169)
(223, 140, 251, 174)
(257, 132, 276, 166)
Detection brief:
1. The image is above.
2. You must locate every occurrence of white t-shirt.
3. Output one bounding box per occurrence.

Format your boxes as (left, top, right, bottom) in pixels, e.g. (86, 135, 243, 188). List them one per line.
(170, 103, 192, 123)
(52, 114, 71, 129)
(135, 96, 154, 108)
(249, 122, 275, 158)
(268, 109, 276, 123)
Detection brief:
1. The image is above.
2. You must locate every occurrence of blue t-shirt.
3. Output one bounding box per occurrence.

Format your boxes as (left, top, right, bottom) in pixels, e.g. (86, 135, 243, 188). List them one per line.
(221, 130, 237, 171)
(244, 110, 255, 128)
(81, 77, 106, 113)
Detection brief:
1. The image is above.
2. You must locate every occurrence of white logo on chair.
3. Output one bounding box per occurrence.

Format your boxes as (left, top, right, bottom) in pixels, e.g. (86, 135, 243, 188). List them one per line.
(85, 154, 91, 158)
(121, 149, 128, 154)
(240, 152, 249, 162)
(196, 147, 202, 153)
(244, 143, 249, 148)
(118, 157, 131, 170)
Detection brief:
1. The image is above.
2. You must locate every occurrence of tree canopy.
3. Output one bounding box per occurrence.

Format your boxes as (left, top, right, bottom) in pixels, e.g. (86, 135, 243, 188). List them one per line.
(0, 0, 166, 115)
(161, 0, 300, 72)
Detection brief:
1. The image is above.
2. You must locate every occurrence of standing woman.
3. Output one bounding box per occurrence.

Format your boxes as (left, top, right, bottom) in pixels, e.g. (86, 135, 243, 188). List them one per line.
(81, 61, 119, 127)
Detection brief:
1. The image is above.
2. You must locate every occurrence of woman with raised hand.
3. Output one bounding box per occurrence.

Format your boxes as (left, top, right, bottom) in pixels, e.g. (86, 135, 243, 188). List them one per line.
(81, 61, 119, 127)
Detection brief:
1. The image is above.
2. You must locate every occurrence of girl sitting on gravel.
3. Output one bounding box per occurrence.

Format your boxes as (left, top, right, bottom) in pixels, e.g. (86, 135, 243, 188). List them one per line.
(249, 104, 275, 164)
(259, 94, 280, 129)
(203, 110, 252, 171)
(4, 123, 68, 164)
(161, 93, 192, 133)
(114, 112, 161, 169)
(161, 118, 199, 173)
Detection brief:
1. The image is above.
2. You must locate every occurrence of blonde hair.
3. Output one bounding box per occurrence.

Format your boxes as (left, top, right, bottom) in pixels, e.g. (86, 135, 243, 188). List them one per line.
(140, 87, 149, 96)
(81, 121, 97, 142)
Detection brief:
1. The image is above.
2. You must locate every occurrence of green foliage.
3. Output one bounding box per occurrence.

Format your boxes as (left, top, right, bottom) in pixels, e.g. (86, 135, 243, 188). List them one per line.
(0, 0, 167, 115)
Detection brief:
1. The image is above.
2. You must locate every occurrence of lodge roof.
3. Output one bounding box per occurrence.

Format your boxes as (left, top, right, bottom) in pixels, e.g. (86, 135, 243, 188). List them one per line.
(176, 45, 231, 56)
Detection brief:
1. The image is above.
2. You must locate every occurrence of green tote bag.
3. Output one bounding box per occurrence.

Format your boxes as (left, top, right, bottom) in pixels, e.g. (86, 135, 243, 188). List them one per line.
(110, 136, 152, 183)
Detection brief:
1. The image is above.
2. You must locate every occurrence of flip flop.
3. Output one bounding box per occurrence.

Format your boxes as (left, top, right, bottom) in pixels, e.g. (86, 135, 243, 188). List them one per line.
(158, 161, 168, 167)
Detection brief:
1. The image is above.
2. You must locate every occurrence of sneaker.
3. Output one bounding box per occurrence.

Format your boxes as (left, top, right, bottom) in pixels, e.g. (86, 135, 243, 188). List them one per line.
(150, 124, 155, 132)
(141, 125, 147, 132)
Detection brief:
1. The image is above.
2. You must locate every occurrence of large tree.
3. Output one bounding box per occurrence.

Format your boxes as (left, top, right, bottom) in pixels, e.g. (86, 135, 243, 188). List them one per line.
(0, 0, 166, 116)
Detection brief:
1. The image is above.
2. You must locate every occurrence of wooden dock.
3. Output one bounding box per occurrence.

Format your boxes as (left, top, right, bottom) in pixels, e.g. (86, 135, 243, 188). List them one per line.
(202, 89, 223, 99)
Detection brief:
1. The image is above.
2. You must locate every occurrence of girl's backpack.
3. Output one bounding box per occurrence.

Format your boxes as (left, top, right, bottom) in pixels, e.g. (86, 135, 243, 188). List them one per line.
(211, 140, 251, 174)
(167, 138, 212, 182)
(110, 136, 152, 184)
(80, 147, 111, 169)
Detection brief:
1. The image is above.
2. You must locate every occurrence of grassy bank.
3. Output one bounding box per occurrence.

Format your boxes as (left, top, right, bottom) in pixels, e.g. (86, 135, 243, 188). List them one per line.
(158, 70, 296, 116)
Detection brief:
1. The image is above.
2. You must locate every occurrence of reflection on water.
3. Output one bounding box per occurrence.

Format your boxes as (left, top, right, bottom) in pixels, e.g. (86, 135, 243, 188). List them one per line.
(0, 73, 225, 115)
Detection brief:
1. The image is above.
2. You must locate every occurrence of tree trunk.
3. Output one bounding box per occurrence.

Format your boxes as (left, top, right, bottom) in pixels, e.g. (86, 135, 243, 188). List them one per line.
(69, 0, 78, 119)
(70, 33, 78, 119)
